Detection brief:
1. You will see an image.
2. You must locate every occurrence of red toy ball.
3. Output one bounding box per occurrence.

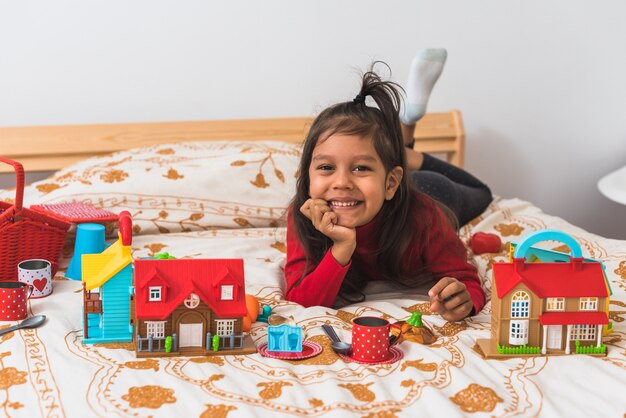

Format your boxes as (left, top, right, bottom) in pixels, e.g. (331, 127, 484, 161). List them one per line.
(470, 232, 502, 254)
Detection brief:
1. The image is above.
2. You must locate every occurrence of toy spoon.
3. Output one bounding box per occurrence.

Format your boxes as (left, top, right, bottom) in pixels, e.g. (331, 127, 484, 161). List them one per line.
(322, 324, 352, 355)
(0, 315, 46, 337)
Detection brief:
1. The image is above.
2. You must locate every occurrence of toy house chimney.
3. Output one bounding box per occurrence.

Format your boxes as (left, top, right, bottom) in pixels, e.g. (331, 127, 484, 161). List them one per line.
(513, 257, 526, 272)
(571, 257, 584, 271)
(119, 211, 133, 246)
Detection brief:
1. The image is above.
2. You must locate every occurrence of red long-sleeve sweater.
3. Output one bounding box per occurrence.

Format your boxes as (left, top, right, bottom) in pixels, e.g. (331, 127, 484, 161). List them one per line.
(285, 194, 485, 313)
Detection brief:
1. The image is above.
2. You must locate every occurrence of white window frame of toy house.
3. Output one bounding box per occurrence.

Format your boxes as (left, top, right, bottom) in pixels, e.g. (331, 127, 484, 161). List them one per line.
(184, 293, 200, 309)
(570, 324, 596, 341)
(216, 319, 235, 336)
(221, 285, 234, 301)
(511, 291, 530, 318)
(149, 286, 162, 301)
(546, 297, 565, 311)
(146, 321, 166, 338)
(579, 297, 598, 310)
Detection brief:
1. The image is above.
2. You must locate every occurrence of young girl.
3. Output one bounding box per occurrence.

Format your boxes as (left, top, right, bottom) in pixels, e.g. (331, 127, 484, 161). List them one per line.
(284, 62, 486, 322)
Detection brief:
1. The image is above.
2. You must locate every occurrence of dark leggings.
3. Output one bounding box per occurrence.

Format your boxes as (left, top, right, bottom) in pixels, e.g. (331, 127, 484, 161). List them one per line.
(411, 153, 493, 227)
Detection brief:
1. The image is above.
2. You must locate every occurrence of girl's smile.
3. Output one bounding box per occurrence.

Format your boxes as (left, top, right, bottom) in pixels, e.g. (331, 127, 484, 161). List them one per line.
(329, 199, 360, 208)
(308, 133, 402, 228)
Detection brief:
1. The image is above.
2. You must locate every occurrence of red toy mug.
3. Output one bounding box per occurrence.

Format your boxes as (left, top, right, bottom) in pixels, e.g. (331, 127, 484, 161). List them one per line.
(351, 316, 402, 363)
(0, 281, 33, 321)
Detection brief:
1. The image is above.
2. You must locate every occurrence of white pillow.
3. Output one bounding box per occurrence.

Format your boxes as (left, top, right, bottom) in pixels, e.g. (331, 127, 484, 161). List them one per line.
(0, 141, 301, 235)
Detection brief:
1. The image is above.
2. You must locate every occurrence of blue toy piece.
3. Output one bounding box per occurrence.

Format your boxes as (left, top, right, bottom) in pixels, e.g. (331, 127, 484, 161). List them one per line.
(513, 229, 583, 259)
(267, 324, 303, 352)
(66, 223, 106, 280)
(257, 305, 272, 323)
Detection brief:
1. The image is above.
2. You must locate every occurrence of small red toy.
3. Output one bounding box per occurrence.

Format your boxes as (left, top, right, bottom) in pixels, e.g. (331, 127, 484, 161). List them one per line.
(470, 232, 502, 254)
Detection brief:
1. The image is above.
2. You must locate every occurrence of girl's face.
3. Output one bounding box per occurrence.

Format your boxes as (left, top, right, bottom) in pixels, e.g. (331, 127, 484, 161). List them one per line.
(308, 133, 403, 228)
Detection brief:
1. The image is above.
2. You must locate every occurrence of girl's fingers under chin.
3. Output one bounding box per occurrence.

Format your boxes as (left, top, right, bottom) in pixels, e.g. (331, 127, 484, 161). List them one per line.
(320, 212, 333, 229)
(322, 212, 337, 232)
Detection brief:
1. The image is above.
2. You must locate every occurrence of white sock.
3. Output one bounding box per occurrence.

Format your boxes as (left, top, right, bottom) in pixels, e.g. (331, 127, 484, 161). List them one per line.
(400, 48, 447, 125)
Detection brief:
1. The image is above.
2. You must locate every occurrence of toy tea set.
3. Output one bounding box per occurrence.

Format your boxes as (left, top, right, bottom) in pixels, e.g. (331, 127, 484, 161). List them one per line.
(251, 302, 436, 364)
(256, 309, 429, 364)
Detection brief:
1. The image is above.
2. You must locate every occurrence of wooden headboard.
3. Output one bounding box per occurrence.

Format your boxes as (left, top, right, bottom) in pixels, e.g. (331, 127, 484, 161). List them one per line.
(0, 110, 464, 174)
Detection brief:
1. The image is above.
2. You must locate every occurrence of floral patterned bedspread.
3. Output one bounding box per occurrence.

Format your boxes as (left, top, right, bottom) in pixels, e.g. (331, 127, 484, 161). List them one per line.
(0, 141, 624, 418)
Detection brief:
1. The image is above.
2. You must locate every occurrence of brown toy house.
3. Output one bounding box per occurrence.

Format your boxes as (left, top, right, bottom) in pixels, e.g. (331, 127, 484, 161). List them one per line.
(477, 230, 611, 358)
(132, 258, 256, 357)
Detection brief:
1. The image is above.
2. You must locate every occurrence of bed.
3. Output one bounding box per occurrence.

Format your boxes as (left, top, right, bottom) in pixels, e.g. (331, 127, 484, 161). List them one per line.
(0, 112, 624, 418)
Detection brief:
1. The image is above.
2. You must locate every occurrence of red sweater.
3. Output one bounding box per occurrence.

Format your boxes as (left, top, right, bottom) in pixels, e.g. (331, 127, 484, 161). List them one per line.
(285, 194, 485, 313)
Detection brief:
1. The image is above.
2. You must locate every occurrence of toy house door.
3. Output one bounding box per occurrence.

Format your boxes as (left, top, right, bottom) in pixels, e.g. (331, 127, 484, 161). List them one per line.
(546, 325, 562, 349)
(180, 323, 203, 347)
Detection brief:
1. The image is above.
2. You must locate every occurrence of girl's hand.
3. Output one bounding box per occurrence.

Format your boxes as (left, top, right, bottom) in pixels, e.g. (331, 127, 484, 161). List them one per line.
(428, 277, 474, 322)
(300, 198, 356, 265)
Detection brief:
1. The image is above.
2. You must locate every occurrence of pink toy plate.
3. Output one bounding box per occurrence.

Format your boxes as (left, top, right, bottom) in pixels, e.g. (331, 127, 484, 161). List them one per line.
(258, 341, 322, 360)
(338, 346, 404, 365)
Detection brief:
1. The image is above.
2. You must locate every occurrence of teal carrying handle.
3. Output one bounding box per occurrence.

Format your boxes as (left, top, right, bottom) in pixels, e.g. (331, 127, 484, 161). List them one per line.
(513, 229, 582, 259)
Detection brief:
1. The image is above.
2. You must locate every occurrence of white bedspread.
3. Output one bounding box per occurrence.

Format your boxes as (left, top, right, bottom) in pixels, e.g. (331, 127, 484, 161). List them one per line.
(0, 141, 624, 417)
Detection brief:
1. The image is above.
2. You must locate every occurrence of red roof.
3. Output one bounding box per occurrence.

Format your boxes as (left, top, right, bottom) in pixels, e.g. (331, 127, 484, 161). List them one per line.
(493, 258, 609, 299)
(134, 259, 248, 320)
(540, 311, 608, 325)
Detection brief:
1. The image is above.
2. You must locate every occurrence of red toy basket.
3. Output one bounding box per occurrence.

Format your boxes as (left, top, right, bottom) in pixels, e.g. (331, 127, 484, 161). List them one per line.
(0, 157, 70, 281)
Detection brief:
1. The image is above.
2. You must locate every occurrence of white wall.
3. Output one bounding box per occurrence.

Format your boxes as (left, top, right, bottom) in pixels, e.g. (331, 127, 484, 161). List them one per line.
(1, 1, 625, 238)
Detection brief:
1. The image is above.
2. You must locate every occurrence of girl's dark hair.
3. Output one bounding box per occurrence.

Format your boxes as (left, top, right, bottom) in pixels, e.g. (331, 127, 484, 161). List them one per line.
(291, 62, 452, 302)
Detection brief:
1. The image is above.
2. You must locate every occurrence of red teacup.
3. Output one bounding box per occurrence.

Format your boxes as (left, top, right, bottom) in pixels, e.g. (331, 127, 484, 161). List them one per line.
(351, 316, 401, 363)
(0, 281, 33, 321)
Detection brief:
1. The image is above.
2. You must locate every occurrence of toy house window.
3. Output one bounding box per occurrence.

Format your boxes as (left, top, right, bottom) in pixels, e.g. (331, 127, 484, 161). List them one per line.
(221, 285, 234, 301)
(570, 324, 596, 341)
(184, 293, 200, 309)
(149, 287, 162, 301)
(509, 320, 529, 345)
(546, 298, 565, 311)
(146, 321, 166, 339)
(579, 297, 598, 311)
(511, 291, 530, 318)
(216, 319, 235, 336)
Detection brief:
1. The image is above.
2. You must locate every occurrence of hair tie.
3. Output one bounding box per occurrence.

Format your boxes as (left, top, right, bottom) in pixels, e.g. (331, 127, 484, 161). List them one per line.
(353, 94, 366, 104)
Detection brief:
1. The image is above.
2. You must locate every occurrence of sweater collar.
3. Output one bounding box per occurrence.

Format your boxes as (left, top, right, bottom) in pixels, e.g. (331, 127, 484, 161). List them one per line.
(356, 212, 380, 241)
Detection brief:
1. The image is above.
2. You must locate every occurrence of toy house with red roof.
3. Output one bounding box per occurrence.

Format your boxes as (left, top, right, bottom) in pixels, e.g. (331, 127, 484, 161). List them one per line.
(477, 230, 611, 358)
(133, 258, 257, 357)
